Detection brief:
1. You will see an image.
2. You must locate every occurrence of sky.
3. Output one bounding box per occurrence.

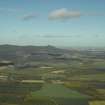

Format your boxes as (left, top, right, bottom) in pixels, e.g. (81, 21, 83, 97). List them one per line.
(0, 0, 105, 47)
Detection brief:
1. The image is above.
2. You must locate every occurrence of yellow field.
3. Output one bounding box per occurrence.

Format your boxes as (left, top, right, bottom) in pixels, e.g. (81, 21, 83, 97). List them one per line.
(89, 101, 105, 105)
(21, 80, 45, 83)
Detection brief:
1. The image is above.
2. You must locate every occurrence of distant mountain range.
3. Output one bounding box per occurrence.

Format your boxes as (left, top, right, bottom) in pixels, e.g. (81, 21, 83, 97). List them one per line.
(0, 44, 71, 62)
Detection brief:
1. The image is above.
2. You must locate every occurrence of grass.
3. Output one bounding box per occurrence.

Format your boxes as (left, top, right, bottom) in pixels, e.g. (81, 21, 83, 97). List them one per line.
(97, 89, 105, 93)
(31, 84, 89, 99)
(90, 101, 105, 105)
(64, 81, 82, 89)
(69, 73, 105, 81)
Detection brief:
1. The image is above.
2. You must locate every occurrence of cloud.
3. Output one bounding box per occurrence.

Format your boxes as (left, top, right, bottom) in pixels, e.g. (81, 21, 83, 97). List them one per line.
(84, 12, 105, 16)
(0, 8, 38, 20)
(48, 8, 81, 20)
(48, 8, 105, 21)
(0, 8, 19, 13)
(43, 34, 82, 38)
(21, 13, 39, 21)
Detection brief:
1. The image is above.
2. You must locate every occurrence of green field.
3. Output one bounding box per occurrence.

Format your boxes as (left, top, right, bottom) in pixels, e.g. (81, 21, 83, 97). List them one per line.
(25, 84, 89, 105)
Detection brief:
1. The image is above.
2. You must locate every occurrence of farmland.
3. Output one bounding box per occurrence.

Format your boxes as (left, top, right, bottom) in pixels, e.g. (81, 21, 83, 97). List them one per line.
(0, 45, 105, 105)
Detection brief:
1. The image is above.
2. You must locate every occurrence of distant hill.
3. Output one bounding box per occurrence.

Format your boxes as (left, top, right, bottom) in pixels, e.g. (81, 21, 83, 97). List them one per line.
(0, 44, 70, 62)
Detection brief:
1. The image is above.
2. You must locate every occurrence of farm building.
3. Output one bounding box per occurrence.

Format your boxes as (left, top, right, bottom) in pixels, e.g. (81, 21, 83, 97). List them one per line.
(25, 84, 89, 105)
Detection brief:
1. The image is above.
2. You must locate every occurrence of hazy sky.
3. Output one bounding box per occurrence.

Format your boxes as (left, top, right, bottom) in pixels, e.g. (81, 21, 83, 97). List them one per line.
(0, 0, 105, 47)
